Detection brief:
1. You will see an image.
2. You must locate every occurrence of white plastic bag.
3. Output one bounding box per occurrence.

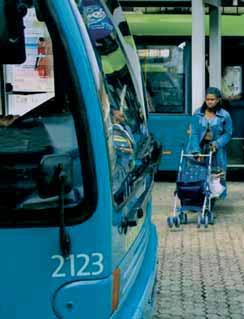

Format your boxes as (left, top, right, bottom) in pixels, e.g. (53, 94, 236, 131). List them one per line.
(209, 175, 225, 198)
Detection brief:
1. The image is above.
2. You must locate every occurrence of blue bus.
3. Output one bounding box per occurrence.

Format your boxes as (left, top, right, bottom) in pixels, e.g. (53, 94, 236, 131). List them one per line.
(127, 13, 244, 172)
(0, 1, 160, 318)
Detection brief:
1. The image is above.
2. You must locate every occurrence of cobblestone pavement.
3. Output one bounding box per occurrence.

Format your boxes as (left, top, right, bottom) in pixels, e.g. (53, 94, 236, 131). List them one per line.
(152, 182, 244, 319)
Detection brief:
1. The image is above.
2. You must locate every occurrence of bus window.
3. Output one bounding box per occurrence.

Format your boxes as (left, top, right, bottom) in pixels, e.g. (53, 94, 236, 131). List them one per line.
(222, 65, 242, 101)
(81, 1, 148, 203)
(0, 9, 88, 226)
(138, 44, 185, 113)
(5, 9, 54, 115)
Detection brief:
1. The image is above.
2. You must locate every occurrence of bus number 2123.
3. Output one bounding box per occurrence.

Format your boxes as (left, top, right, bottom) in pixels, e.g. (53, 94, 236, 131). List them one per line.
(51, 253, 104, 278)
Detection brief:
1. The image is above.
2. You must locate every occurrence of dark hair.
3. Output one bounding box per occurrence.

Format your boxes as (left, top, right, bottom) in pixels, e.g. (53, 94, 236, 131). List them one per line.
(200, 87, 222, 113)
(206, 87, 222, 98)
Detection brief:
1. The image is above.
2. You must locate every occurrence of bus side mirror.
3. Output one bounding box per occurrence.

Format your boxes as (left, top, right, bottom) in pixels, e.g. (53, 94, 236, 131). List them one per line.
(38, 154, 73, 198)
(0, 0, 27, 64)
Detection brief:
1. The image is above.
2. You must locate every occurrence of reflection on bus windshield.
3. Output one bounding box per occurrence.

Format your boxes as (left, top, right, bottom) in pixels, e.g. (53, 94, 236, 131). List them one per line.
(82, 0, 148, 202)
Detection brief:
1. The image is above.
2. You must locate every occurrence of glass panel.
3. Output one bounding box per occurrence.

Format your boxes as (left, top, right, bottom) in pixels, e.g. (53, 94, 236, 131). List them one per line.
(138, 45, 185, 113)
(0, 9, 84, 221)
(5, 8, 55, 115)
(80, 0, 148, 203)
(222, 66, 242, 100)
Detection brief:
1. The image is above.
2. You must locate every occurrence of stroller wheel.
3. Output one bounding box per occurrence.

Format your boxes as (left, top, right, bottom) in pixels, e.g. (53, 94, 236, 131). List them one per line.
(208, 211, 214, 225)
(167, 216, 174, 228)
(174, 216, 180, 228)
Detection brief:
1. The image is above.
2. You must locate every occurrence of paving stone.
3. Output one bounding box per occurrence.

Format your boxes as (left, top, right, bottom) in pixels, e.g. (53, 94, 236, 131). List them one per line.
(205, 315, 225, 319)
(230, 315, 244, 319)
(152, 182, 244, 319)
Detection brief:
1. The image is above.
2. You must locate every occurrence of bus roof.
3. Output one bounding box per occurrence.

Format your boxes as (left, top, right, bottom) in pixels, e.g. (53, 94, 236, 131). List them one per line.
(126, 14, 244, 36)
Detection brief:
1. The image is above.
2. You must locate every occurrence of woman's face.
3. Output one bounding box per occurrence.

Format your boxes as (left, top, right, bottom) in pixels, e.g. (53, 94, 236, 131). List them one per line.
(205, 93, 219, 109)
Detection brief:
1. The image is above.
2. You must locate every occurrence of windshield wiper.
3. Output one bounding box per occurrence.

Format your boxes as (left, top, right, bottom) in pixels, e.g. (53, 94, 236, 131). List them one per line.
(58, 166, 71, 258)
(38, 154, 73, 257)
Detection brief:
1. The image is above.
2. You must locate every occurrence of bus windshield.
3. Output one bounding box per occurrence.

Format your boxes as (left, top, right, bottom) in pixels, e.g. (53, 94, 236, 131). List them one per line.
(80, 0, 150, 205)
(0, 8, 89, 226)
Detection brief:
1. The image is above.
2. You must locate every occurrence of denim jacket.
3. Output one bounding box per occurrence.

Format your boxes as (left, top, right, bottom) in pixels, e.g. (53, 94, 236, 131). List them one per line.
(187, 107, 233, 171)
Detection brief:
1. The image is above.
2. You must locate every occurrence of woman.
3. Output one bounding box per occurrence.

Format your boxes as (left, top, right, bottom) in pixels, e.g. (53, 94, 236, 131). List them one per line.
(188, 87, 233, 197)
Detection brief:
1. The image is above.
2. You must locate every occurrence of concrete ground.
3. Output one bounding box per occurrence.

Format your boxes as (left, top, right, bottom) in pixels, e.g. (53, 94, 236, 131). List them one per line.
(152, 182, 244, 319)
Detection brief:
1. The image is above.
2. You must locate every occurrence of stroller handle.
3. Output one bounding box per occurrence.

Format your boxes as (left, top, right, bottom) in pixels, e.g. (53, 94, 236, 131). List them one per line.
(177, 150, 213, 180)
(182, 152, 213, 157)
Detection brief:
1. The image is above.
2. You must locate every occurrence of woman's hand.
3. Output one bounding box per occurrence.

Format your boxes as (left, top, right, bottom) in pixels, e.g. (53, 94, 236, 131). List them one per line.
(193, 153, 203, 162)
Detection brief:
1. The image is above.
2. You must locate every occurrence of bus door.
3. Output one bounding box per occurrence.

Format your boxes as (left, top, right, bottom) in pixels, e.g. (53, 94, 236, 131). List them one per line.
(0, 1, 159, 318)
(137, 42, 192, 171)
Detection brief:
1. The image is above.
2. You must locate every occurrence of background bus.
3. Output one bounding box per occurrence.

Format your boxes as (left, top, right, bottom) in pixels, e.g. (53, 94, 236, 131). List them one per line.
(126, 13, 244, 173)
(0, 1, 160, 318)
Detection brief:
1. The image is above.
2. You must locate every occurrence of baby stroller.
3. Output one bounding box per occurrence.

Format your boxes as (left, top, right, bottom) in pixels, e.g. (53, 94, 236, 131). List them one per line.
(167, 149, 225, 228)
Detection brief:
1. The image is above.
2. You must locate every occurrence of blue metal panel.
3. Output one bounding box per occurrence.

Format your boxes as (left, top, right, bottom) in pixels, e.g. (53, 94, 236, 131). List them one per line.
(111, 224, 158, 319)
(0, 223, 113, 318)
(110, 178, 157, 317)
(148, 114, 191, 171)
(53, 277, 112, 319)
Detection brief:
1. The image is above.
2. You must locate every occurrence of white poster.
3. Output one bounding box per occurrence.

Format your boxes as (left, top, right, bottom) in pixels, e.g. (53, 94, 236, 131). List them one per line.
(8, 93, 54, 116)
(6, 8, 54, 93)
(222, 66, 242, 99)
(6, 8, 54, 115)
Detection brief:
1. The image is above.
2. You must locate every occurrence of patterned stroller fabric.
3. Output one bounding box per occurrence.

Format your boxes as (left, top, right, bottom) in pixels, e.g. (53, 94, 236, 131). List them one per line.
(177, 157, 209, 209)
(167, 151, 217, 229)
(178, 157, 208, 183)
